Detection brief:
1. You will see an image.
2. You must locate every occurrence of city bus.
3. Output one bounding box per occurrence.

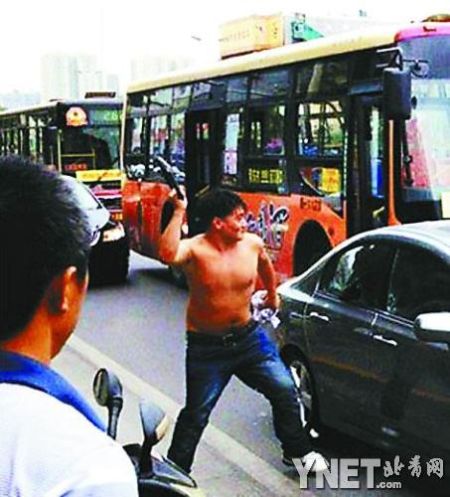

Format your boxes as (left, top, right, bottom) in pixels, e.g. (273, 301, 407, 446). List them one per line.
(0, 97, 123, 220)
(121, 19, 450, 283)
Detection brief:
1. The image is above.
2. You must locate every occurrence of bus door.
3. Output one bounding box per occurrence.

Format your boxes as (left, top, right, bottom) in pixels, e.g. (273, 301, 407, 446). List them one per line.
(347, 95, 387, 236)
(185, 110, 222, 231)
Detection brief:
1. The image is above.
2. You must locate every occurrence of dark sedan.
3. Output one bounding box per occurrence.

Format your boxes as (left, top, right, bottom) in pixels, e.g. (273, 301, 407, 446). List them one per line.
(276, 221, 450, 461)
(63, 175, 129, 284)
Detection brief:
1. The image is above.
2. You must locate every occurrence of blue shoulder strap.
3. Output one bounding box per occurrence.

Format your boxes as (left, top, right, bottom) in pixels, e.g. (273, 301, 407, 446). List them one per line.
(0, 351, 106, 432)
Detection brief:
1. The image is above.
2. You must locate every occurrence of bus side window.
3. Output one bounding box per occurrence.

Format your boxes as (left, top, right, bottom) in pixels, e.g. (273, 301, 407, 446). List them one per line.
(222, 110, 244, 187)
(295, 100, 345, 214)
(297, 101, 344, 157)
(169, 112, 186, 173)
(36, 120, 47, 165)
(367, 106, 385, 225)
(124, 93, 147, 172)
(250, 114, 263, 154)
(249, 105, 285, 156)
(149, 115, 169, 158)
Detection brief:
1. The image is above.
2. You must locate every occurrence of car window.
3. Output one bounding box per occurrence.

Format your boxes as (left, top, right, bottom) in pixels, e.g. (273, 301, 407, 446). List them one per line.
(320, 243, 394, 309)
(386, 246, 450, 321)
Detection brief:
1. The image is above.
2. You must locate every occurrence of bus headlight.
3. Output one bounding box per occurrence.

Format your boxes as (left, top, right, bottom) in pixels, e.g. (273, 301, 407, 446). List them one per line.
(102, 223, 125, 243)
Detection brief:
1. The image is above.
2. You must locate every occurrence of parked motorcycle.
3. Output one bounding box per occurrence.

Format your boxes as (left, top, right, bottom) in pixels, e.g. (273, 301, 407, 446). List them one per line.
(92, 368, 206, 497)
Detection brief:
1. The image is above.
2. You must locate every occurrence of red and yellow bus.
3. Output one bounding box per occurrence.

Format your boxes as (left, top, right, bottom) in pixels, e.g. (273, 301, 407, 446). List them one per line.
(0, 97, 123, 220)
(121, 20, 450, 282)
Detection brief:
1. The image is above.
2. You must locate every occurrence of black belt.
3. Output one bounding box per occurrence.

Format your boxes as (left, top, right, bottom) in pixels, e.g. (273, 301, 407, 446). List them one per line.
(187, 319, 258, 346)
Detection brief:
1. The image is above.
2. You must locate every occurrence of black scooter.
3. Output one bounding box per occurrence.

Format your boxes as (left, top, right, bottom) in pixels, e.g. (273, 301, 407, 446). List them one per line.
(92, 368, 206, 497)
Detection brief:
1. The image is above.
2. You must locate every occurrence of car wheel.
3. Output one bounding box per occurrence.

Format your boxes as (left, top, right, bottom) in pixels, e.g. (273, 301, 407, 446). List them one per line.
(289, 357, 319, 433)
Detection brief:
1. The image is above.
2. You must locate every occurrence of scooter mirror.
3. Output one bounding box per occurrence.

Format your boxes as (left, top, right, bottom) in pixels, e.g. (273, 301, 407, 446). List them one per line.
(139, 400, 169, 446)
(138, 400, 170, 475)
(93, 368, 123, 406)
(93, 368, 123, 439)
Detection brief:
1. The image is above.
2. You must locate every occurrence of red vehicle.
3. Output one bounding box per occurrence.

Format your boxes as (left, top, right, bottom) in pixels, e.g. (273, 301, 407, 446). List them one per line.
(122, 20, 450, 283)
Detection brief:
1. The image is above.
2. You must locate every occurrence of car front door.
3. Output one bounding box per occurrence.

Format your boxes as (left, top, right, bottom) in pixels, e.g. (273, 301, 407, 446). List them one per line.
(305, 241, 394, 432)
(370, 244, 450, 456)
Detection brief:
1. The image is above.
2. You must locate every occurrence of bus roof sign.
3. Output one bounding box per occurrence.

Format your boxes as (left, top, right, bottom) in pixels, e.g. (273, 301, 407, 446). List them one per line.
(219, 14, 284, 58)
(219, 13, 323, 59)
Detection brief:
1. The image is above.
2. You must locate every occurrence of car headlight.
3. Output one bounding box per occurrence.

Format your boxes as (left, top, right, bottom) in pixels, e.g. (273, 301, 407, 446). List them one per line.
(102, 223, 125, 243)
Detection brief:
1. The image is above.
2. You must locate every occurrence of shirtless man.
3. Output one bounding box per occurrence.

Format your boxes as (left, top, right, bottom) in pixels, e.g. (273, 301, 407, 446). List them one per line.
(159, 187, 327, 474)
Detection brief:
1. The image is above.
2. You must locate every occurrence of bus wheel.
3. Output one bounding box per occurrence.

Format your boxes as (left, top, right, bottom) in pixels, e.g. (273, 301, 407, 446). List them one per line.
(294, 226, 331, 275)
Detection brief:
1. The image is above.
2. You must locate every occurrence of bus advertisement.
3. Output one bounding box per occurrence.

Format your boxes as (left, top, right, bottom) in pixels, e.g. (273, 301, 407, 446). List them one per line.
(0, 97, 123, 221)
(120, 20, 450, 284)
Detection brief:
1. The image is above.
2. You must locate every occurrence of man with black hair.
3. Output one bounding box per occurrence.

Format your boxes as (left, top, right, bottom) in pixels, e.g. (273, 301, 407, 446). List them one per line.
(159, 187, 327, 474)
(0, 157, 138, 496)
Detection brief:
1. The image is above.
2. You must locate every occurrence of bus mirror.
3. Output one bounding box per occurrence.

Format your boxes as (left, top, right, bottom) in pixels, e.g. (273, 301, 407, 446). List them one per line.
(383, 67, 411, 120)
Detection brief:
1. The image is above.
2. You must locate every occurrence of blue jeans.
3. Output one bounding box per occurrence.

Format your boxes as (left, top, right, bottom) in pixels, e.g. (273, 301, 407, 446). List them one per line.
(167, 324, 312, 472)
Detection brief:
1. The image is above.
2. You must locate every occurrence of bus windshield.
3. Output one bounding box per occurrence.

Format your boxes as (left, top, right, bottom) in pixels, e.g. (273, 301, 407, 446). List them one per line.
(397, 36, 450, 221)
(61, 126, 120, 172)
(404, 81, 450, 198)
(60, 105, 121, 174)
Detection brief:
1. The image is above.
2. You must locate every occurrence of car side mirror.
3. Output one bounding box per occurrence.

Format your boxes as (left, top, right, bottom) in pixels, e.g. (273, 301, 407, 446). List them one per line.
(414, 312, 450, 344)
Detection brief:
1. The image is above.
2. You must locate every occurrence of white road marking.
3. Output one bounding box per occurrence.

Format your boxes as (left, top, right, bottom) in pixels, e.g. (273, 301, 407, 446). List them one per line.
(69, 335, 311, 496)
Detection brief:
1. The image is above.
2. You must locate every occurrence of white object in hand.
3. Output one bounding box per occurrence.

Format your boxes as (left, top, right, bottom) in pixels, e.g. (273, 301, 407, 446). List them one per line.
(251, 290, 280, 328)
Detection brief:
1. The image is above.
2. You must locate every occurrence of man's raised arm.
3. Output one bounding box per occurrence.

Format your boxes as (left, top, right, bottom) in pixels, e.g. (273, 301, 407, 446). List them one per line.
(158, 189, 190, 265)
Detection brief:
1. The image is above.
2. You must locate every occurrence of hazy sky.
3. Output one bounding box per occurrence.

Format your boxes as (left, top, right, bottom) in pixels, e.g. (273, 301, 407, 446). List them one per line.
(5, 0, 450, 93)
